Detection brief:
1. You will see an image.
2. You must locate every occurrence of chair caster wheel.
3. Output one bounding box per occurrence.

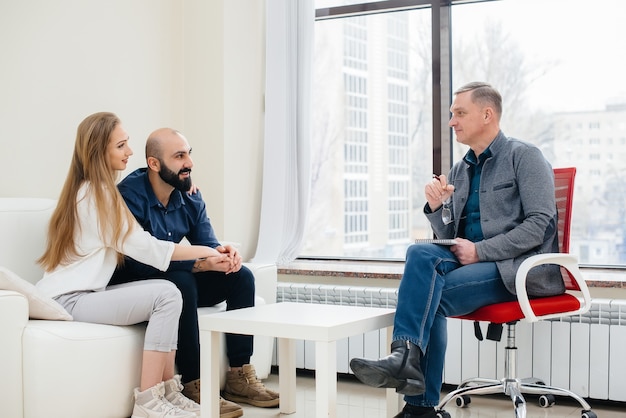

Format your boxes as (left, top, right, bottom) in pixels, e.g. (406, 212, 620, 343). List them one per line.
(455, 394, 471, 407)
(436, 410, 451, 418)
(539, 394, 556, 408)
(581, 410, 597, 418)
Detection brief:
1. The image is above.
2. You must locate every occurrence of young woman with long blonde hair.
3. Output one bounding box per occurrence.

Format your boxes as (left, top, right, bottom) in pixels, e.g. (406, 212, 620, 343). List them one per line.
(37, 112, 226, 418)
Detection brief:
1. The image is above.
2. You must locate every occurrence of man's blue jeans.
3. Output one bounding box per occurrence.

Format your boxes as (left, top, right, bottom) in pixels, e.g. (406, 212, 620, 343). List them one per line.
(393, 244, 516, 407)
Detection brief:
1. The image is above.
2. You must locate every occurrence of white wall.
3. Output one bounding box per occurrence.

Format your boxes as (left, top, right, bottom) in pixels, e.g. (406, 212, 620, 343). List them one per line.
(0, 0, 265, 260)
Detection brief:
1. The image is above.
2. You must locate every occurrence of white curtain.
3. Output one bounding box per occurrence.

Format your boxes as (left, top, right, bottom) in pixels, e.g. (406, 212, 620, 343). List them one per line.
(251, 0, 314, 264)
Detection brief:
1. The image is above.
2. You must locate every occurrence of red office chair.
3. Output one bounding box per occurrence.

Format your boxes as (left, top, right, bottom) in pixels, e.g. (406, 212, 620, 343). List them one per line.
(435, 168, 596, 418)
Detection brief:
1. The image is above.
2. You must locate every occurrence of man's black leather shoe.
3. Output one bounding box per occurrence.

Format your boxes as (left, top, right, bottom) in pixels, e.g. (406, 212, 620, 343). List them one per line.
(349, 340, 425, 396)
(392, 404, 438, 418)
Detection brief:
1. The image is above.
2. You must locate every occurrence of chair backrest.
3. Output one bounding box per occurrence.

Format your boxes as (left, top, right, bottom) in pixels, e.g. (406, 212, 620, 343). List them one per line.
(553, 167, 578, 291)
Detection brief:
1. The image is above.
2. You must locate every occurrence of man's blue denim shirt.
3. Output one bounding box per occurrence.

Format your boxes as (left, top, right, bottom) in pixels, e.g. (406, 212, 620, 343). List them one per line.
(118, 168, 221, 272)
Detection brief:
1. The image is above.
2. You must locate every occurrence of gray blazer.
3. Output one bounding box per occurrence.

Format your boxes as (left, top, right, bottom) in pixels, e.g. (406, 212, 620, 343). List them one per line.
(427, 131, 565, 297)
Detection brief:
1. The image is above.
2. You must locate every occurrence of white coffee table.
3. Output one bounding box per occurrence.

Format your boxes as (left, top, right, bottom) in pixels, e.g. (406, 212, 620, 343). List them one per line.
(198, 302, 398, 418)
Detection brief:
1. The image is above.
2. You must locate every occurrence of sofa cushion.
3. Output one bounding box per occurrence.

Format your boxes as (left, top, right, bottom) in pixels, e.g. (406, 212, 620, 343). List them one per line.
(0, 266, 72, 320)
(22, 320, 144, 418)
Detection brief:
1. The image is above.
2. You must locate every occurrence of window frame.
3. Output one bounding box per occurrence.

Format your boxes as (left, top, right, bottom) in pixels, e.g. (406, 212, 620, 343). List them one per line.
(308, 0, 626, 269)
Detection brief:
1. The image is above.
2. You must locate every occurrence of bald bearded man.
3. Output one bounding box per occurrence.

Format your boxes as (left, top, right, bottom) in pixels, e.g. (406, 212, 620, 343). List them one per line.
(110, 128, 279, 418)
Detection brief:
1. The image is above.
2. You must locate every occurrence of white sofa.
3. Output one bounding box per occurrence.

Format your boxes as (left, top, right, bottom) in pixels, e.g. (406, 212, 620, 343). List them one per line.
(0, 198, 277, 418)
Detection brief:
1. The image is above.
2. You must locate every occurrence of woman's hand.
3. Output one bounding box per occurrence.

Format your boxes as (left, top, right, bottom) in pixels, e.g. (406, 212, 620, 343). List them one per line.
(187, 183, 200, 195)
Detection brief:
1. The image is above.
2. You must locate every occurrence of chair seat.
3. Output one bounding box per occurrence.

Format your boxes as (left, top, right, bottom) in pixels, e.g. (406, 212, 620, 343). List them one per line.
(455, 293, 581, 324)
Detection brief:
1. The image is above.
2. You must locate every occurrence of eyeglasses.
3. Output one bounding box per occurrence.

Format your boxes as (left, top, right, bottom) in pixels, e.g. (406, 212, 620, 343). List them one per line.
(441, 197, 452, 225)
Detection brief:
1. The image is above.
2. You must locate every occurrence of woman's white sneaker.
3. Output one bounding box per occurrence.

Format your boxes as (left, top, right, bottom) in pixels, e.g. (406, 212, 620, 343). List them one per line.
(132, 381, 196, 418)
(164, 375, 201, 415)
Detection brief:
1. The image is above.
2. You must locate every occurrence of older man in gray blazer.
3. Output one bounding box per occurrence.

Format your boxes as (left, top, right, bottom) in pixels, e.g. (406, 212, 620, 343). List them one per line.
(349, 82, 564, 418)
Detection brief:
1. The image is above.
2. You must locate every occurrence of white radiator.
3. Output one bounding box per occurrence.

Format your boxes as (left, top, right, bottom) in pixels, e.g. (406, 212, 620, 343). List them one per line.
(276, 282, 626, 403)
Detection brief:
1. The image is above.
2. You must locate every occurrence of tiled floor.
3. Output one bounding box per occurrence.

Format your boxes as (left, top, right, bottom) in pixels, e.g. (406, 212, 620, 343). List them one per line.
(241, 371, 625, 417)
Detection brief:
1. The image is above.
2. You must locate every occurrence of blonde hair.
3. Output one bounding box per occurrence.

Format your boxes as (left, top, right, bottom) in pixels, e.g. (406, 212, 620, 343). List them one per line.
(38, 112, 135, 270)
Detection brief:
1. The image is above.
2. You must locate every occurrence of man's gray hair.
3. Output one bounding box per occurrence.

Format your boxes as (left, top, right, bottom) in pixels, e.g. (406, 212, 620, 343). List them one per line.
(455, 81, 502, 118)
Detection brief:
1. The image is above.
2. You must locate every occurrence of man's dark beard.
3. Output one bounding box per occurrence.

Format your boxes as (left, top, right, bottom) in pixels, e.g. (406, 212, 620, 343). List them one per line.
(158, 161, 192, 192)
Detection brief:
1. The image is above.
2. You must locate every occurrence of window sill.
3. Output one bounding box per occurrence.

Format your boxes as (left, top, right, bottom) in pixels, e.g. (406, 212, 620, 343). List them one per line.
(278, 259, 626, 291)
(278, 259, 403, 280)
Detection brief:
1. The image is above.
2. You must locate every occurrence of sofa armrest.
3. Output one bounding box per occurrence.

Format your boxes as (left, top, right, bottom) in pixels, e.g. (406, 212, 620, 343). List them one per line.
(243, 262, 277, 305)
(0, 289, 29, 418)
(241, 263, 277, 379)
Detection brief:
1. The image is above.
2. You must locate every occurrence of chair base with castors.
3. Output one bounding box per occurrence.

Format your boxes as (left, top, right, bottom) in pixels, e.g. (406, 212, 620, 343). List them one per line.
(435, 323, 596, 418)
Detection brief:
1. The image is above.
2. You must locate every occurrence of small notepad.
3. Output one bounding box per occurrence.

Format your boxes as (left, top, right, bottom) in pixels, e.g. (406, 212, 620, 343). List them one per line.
(414, 238, 458, 245)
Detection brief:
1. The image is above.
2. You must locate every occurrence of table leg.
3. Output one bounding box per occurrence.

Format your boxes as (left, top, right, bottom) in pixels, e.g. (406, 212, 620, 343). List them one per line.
(315, 340, 337, 418)
(278, 338, 297, 414)
(200, 329, 221, 418)
(385, 325, 403, 416)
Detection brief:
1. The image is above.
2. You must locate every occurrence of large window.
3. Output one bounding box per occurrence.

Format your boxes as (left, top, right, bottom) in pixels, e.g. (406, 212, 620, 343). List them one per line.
(302, 0, 626, 267)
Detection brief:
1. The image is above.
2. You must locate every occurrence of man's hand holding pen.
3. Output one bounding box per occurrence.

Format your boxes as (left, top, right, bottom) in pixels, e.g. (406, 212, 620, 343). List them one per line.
(426, 174, 455, 212)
